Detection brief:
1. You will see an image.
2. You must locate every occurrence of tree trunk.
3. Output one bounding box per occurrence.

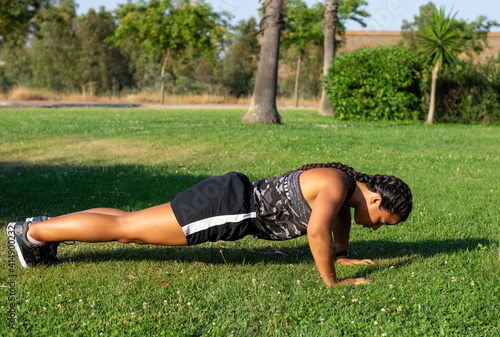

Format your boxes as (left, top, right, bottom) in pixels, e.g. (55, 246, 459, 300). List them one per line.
(242, 0, 284, 124)
(425, 59, 439, 125)
(160, 49, 171, 105)
(319, 0, 339, 116)
(294, 54, 301, 108)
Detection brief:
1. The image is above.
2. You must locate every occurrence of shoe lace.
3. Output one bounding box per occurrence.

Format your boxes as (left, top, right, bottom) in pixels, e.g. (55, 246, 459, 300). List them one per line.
(40, 244, 60, 264)
(42, 241, 75, 265)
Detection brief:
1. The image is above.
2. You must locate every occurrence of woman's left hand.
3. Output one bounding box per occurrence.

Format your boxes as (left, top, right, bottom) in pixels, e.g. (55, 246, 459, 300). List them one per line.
(336, 258, 374, 266)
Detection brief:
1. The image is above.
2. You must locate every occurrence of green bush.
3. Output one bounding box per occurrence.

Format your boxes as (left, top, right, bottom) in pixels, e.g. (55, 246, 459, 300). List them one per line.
(323, 45, 422, 121)
(422, 58, 500, 123)
(0, 67, 12, 92)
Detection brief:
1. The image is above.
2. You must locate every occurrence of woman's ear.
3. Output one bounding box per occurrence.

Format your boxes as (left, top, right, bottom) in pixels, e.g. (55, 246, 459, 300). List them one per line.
(369, 194, 382, 206)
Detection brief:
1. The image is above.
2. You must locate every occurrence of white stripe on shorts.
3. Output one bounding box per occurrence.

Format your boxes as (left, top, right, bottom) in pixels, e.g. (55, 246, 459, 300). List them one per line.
(182, 212, 257, 237)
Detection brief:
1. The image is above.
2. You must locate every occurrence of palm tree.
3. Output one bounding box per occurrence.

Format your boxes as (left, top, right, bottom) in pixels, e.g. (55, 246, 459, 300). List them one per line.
(416, 6, 464, 124)
(318, 0, 339, 116)
(242, 0, 284, 124)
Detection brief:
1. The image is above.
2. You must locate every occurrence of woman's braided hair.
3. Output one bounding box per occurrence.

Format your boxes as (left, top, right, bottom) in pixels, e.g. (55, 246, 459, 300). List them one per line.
(291, 162, 413, 221)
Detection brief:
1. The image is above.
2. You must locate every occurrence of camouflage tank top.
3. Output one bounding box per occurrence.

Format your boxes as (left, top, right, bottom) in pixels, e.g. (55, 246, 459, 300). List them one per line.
(251, 170, 356, 241)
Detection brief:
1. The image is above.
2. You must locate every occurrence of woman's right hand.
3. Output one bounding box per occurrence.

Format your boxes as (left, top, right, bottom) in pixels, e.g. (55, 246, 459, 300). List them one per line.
(336, 258, 374, 266)
(336, 277, 371, 286)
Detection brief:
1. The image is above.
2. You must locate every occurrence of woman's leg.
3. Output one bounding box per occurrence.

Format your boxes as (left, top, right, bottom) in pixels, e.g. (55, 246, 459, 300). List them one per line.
(28, 203, 188, 246)
(68, 208, 130, 216)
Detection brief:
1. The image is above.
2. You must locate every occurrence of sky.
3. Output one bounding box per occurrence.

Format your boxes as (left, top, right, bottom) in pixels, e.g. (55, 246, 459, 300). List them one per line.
(75, 0, 500, 32)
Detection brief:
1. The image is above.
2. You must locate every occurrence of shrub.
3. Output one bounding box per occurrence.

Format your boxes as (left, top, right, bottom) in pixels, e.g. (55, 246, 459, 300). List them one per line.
(0, 67, 12, 92)
(7, 86, 60, 101)
(323, 45, 422, 121)
(421, 58, 500, 123)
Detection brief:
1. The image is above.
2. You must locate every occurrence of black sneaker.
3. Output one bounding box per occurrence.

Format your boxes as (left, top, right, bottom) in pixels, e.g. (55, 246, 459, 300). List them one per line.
(28, 216, 77, 262)
(8, 221, 59, 268)
(25, 216, 58, 256)
(26, 215, 75, 258)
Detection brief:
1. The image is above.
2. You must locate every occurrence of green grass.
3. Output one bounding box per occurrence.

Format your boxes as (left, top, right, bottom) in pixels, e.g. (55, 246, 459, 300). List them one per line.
(0, 107, 499, 336)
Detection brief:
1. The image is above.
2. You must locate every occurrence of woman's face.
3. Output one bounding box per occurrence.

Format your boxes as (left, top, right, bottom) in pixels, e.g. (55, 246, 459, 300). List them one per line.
(354, 195, 401, 230)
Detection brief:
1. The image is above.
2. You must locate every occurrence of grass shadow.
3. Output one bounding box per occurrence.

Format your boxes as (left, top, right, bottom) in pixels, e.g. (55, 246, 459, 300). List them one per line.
(0, 160, 209, 221)
(52, 237, 495, 268)
(348, 238, 495, 260)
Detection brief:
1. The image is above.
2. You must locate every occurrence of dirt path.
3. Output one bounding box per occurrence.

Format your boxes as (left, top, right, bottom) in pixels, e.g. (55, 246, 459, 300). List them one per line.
(0, 100, 318, 110)
(1, 100, 141, 109)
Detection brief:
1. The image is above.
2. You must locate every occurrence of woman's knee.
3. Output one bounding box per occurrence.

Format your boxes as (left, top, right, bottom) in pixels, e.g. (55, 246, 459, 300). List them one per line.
(114, 216, 146, 244)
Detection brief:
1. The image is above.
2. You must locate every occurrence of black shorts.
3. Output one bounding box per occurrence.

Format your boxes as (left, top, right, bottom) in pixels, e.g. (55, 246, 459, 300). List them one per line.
(171, 172, 258, 245)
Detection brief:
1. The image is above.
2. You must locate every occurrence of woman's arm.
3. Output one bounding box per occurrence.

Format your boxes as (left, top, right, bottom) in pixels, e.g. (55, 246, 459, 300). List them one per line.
(306, 174, 370, 286)
(333, 207, 351, 255)
(334, 209, 374, 266)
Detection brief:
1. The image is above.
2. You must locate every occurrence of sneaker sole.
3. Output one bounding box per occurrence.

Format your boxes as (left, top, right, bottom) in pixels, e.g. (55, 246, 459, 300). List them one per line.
(7, 222, 29, 269)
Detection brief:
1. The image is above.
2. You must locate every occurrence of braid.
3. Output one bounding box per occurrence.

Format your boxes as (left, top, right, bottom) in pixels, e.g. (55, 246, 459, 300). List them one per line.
(291, 162, 369, 182)
(366, 174, 413, 222)
(289, 162, 413, 221)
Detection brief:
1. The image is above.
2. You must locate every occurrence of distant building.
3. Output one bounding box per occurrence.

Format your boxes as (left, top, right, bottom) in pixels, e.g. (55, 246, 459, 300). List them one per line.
(339, 31, 500, 59)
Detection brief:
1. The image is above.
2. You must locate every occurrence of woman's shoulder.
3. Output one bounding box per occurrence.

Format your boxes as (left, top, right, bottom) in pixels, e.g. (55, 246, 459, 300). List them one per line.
(300, 167, 349, 183)
(299, 168, 351, 203)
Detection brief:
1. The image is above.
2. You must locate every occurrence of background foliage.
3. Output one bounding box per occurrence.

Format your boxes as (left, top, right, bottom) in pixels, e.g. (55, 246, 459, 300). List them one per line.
(398, 1, 500, 124)
(323, 46, 422, 121)
(421, 58, 500, 123)
(0, 0, 49, 46)
(0, 0, 499, 123)
(0, 0, 369, 101)
(400, 2, 497, 59)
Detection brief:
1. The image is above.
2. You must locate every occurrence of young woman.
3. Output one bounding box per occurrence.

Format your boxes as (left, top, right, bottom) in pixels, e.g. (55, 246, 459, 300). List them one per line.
(8, 162, 412, 286)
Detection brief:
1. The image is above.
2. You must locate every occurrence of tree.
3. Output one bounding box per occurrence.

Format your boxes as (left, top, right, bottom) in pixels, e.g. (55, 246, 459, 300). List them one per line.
(415, 7, 466, 124)
(401, 2, 498, 56)
(400, 2, 435, 49)
(318, 0, 368, 116)
(278, 0, 367, 108)
(281, 0, 322, 107)
(219, 18, 260, 97)
(76, 6, 132, 95)
(318, 0, 339, 116)
(0, 42, 32, 88)
(242, 0, 284, 124)
(0, 0, 49, 46)
(0, 0, 49, 90)
(112, 0, 229, 104)
(30, 0, 81, 91)
(402, 2, 499, 124)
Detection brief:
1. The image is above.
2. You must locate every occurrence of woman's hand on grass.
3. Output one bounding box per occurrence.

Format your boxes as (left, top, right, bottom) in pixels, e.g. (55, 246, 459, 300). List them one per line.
(336, 258, 374, 266)
(336, 278, 371, 286)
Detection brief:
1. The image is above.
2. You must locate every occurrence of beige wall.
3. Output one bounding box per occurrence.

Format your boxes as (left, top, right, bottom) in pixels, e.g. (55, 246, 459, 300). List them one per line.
(339, 31, 500, 59)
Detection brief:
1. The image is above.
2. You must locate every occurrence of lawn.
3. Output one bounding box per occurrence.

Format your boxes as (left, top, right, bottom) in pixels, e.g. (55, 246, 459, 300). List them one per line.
(1, 107, 499, 336)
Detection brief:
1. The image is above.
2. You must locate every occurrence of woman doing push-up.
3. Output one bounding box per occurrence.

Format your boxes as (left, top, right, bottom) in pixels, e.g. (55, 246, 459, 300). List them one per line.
(8, 162, 412, 286)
